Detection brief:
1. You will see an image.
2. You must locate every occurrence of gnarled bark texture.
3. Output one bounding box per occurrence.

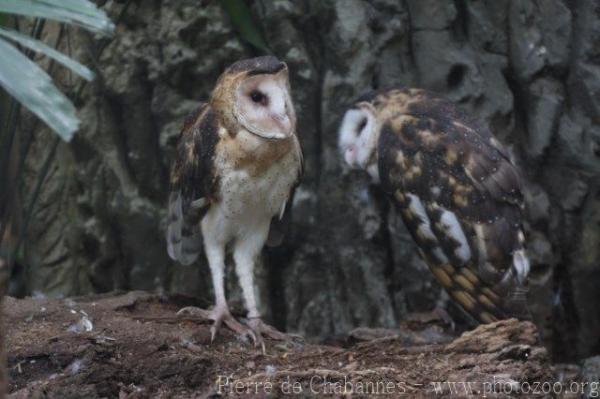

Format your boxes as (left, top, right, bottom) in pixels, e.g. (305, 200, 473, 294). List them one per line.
(16, 0, 600, 362)
(1, 257, 7, 399)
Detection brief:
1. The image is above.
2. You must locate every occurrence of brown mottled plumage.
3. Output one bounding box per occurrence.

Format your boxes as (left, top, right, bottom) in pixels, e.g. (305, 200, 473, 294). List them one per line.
(339, 88, 530, 323)
(168, 104, 219, 265)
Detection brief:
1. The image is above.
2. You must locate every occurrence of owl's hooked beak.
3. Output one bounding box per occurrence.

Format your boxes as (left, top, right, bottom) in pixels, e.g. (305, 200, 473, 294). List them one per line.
(268, 95, 295, 139)
(267, 113, 293, 139)
(343, 145, 358, 167)
(257, 67, 295, 140)
(246, 113, 293, 140)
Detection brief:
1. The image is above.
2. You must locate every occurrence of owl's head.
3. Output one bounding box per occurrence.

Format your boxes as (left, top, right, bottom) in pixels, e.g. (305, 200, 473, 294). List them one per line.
(338, 88, 428, 181)
(338, 97, 380, 179)
(212, 56, 296, 140)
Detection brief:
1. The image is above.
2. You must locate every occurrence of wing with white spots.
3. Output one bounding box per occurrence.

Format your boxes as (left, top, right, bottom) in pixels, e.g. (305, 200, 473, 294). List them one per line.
(378, 93, 529, 323)
(167, 104, 220, 265)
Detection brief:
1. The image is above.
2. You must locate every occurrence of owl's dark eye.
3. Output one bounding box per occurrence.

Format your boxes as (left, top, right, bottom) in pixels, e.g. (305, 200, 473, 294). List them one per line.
(249, 90, 268, 106)
(356, 117, 367, 134)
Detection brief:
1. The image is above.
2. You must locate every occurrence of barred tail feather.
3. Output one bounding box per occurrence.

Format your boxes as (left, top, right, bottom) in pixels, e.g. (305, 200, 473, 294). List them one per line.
(423, 251, 531, 324)
(423, 255, 506, 324)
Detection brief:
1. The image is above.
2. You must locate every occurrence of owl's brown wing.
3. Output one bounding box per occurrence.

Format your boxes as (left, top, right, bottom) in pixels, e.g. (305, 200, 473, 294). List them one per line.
(167, 103, 220, 265)
(378, 97, 529, 323)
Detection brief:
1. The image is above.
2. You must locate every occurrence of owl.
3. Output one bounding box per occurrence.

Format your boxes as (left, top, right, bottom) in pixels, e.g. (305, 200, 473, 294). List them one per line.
(167, 56, 303, 347)
(338, 88, 530, 324)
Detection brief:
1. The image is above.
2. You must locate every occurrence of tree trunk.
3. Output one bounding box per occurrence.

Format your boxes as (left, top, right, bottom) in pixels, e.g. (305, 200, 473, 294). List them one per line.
(0, 257, 7, 399)
(0, 302, 5, 399)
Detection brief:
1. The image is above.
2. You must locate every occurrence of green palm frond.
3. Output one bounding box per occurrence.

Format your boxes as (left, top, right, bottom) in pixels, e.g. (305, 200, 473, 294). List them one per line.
(0, 27, 94, 81)
(0, 38, 81, 140)
(0, 0, 114, 141)
(0, 0, 114, 35)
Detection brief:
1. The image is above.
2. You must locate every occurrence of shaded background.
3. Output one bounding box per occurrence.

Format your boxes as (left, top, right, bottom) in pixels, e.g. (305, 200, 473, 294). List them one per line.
(7, 0, 600, 363)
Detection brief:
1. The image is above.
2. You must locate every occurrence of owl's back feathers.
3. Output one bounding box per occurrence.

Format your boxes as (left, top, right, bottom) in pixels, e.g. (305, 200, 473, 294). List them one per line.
(376, 89, 530, 322)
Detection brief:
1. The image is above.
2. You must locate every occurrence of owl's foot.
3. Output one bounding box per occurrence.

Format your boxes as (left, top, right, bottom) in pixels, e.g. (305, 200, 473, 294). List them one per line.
(177, 306, 256, 344)
(246, 317, 302, 353)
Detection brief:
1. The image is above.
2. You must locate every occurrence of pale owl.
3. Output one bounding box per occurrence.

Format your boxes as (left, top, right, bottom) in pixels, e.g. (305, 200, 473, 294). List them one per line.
(167, 56, 303, 347)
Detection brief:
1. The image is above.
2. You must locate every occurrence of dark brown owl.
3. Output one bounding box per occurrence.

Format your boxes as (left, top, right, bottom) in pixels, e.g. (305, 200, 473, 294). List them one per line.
(167, 56, 303, 347)
(338, 88, 530, 323)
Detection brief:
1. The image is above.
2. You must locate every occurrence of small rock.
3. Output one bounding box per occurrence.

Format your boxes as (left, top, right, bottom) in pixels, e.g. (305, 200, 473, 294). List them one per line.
(67, 315, 93, 333)
(66, 358, 86, 375)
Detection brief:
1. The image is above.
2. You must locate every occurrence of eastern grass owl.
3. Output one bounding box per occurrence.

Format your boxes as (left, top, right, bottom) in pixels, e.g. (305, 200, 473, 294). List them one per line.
(339, 88, 530, 323)
(167, 56, 303, 347)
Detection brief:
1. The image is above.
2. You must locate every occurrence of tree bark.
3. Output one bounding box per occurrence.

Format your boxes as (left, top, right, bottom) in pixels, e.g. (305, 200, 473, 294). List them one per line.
(0, 257, 7, 399)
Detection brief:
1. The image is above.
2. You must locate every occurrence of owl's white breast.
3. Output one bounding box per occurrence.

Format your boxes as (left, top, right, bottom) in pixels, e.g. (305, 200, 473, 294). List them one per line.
(202, 134, 301, 244)
(218, 151, 298, 219)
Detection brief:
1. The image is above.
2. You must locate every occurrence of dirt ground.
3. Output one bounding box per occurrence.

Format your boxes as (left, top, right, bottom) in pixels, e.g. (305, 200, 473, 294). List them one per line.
(3, 292, 584, 398)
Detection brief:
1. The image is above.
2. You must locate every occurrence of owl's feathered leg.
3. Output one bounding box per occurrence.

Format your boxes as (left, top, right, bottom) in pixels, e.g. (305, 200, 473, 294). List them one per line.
(178, 236, 256, 343)
(233, 228, 288, 350)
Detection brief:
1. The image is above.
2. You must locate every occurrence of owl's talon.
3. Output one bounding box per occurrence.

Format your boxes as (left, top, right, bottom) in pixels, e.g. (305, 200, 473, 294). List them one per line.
(220, 313, 257, 344)
(247, 318, 298, 348)
(177, 305, 256, 344)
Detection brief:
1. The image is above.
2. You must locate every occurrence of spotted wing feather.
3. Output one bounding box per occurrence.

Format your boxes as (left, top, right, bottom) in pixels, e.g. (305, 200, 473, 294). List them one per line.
(167, 104, 220, 265)
(378, 93, 529, 323)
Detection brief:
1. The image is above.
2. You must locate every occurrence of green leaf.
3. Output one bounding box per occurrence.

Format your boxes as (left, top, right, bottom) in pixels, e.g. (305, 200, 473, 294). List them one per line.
(0, 0, 114, 36)
(220, 0, 270, 53)
(0, 27, 94, 81)
(0, 38, 79, 141)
